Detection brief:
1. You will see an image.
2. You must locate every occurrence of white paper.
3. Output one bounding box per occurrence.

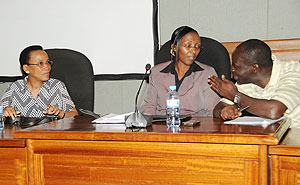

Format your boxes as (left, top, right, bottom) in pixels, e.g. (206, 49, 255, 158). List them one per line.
(224, 116, 284, 126)
(92, 112, 133, 124)
(95, 124, 127, 132)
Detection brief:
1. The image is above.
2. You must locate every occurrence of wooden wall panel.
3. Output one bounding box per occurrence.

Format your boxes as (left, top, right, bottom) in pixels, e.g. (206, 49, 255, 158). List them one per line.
(222, 38, 300, 62)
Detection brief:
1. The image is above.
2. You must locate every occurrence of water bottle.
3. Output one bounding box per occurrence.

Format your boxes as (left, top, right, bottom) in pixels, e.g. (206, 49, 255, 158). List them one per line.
(166, 85, 180, 128)
(0, 106, 4, 129)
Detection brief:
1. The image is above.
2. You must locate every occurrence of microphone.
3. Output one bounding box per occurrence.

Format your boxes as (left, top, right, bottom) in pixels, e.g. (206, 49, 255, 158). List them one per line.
(134, 64, 151, 112)
(125, 63, 153, 127)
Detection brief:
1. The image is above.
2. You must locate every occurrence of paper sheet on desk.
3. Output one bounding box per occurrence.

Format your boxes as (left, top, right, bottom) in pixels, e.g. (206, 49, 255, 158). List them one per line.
(92, 113, 133, 131)
(224, 116, 284, 126)
(92, 112, 133, 124)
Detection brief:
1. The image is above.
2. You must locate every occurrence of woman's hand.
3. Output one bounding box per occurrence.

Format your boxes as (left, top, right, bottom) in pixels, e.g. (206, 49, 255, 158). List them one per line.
(43, 105, 65, 119)
(3, 107, 20, 120)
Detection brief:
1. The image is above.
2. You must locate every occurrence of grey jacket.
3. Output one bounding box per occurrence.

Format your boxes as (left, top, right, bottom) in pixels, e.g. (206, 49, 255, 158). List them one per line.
(141, 61, 220, 116)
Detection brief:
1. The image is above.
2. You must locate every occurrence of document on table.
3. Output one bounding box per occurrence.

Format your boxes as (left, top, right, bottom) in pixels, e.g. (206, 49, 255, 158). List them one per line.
(224, 116, 284, 126)
(92, 112, 133, 124)
(92, 113, 133, 131)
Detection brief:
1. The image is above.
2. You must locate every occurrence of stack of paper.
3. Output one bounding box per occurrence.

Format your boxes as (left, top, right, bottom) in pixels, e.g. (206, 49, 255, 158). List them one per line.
(224, 116, 284, 126)
(92, 113, 133, 131)
(92, 112, 133, 124)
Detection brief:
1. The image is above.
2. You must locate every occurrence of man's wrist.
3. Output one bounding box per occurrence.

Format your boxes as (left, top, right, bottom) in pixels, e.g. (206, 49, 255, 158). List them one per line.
(233, 92, 241, 105)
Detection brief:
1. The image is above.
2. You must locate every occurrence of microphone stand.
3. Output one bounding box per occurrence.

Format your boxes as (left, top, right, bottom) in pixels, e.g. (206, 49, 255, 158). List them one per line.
(125, 65, 153, 127)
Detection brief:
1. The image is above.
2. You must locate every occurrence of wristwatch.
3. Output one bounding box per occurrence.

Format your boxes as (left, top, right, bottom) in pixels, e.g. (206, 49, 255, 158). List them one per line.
(234, 94, 240, 104)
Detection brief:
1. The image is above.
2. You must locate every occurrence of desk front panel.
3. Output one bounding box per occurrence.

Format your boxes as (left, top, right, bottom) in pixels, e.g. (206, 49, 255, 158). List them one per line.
(0, 124, 27, 185)
(26, 139, 267, 185)
(0, 148, 27, 185)
(270, 128, 300, 185)
(271, 155, 300, 185)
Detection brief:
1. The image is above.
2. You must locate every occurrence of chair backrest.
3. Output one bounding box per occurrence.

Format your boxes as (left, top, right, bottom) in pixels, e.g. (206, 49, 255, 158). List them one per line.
(45, 49, 95, 111)
(155, 37, 231, 79)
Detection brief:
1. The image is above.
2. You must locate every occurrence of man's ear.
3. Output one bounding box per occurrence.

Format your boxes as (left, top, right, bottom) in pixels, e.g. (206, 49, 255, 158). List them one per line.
(251, 64, 259, 73)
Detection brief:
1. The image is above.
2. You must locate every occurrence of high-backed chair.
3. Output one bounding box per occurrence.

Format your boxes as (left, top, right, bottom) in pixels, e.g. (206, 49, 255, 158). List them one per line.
(155, 37, 231, 80)
(45, 49, 95, 111)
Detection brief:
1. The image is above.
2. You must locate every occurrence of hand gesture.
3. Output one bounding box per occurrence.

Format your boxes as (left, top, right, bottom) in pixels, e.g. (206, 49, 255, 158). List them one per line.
(208, 75, 238, 100)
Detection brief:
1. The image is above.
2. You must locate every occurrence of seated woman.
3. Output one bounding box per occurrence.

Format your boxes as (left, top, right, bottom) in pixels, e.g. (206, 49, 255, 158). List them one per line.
(0, 45, 78, 120)
(141, 26, 220, 116)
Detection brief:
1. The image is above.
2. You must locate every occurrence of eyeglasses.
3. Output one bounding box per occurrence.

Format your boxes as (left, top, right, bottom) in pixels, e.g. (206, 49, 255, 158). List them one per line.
(27, 60, 53, 68)
(180, 44, 204, 51)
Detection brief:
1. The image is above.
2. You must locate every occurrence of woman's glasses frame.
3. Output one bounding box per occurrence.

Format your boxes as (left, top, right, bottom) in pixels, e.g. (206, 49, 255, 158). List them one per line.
(26, 60, 54, 68)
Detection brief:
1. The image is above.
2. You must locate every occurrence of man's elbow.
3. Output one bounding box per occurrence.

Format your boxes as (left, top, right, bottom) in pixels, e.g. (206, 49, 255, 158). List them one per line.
(267, 108, 285, 119)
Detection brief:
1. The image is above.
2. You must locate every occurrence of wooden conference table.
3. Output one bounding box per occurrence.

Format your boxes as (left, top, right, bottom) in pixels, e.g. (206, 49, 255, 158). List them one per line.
(0, 115, 292, 185)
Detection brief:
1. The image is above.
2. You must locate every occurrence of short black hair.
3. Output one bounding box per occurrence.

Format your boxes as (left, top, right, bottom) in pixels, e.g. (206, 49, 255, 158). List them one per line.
(19, 45, 43, 76)
(236, 39, 272, 67)
(170, 26, 199, 62)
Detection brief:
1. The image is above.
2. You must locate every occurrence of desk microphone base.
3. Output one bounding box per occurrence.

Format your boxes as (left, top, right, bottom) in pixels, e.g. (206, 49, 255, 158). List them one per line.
(125, 112, 153, 128)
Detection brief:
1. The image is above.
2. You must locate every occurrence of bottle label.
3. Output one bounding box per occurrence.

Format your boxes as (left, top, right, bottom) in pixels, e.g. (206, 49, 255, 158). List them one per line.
(166, 99, 180, 108)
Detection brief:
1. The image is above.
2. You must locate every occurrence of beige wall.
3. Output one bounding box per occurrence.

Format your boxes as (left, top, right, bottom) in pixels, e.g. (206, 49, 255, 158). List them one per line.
(0, 83, 9, 100)
(159, 0, 300, 44)
(94, 80, 148, 115)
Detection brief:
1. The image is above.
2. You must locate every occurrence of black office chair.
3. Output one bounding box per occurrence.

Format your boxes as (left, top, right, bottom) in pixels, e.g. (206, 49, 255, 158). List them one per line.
(45, 49, 95, 111)
(154, 37, 231, 80)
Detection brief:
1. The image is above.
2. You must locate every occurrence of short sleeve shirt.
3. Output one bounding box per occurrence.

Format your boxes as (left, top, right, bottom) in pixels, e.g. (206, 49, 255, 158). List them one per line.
(221, 55, 300, 127)
(0, 77, 75, 117)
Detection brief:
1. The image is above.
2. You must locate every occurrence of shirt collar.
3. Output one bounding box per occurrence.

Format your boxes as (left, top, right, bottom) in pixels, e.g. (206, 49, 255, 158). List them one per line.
(160, 61, 204, 74)
(265, 55, 279, 87)
(22, 76, 51, 92)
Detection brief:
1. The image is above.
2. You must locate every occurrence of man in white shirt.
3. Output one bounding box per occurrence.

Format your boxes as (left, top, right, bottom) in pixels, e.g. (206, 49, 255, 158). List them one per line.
(208, 39, 300, 127)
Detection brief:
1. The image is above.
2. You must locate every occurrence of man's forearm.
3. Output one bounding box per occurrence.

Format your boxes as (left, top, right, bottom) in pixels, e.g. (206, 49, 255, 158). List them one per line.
(236, 92, 287, 119)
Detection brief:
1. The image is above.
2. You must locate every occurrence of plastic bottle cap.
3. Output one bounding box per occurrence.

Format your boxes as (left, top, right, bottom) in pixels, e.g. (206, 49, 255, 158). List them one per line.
(169, 85, 176, 91)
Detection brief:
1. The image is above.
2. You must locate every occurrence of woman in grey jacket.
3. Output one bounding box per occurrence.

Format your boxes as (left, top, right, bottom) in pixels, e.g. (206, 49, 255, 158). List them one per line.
(141, 26, 220, 116)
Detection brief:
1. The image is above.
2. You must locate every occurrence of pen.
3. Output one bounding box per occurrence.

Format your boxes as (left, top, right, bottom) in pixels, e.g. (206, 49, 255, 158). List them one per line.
(239, 105, 249, 112)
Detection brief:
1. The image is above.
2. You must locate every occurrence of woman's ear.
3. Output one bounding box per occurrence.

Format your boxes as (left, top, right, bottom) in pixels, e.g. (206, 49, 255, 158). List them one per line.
(171, 43, 177, 50)
(22, 65, 29, 74)
(170, 43, 176, 56)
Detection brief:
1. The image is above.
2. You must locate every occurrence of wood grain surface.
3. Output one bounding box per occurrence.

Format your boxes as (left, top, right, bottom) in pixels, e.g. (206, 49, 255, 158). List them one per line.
(1, 115, 292, 184)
